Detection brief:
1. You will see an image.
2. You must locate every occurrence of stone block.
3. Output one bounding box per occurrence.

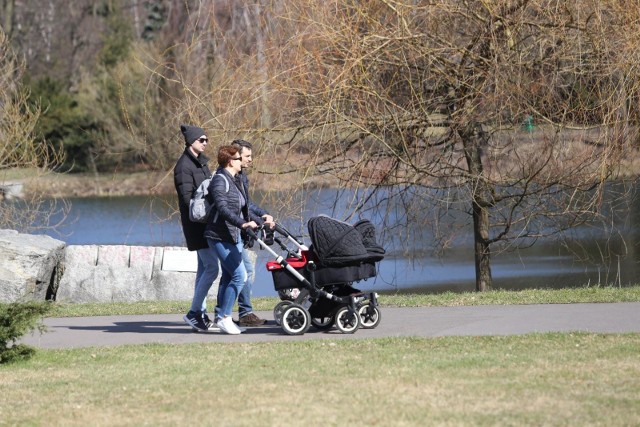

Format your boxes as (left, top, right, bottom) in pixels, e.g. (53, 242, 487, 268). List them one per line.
(55, 246, 98, 302)
(97, 245, 129, 267)
(58, 245, 160, 303)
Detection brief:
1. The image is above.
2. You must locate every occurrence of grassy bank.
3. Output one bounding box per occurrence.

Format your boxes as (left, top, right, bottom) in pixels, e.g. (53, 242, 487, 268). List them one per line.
(11, 162, 330, 198)
(48, 285, 640, 317)
(22, 170, 177, 198)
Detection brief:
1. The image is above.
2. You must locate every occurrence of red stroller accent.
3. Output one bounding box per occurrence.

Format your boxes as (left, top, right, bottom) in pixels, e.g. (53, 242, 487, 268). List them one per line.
(246, 216, 385, 335)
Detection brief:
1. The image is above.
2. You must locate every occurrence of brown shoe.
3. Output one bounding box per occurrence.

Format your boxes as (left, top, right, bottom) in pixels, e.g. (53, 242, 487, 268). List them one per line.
(238, 313, 267, 327)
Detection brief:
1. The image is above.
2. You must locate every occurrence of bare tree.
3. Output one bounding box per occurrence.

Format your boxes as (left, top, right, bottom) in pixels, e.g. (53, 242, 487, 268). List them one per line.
(270, 0, 640, 290)
(0, 27, 64, 231)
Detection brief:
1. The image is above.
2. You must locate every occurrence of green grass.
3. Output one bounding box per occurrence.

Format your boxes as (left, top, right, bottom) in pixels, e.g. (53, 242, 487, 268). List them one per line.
(47, 285, 640, 317)
(1, 334, 639, 426)
(3, 286, 638, 426)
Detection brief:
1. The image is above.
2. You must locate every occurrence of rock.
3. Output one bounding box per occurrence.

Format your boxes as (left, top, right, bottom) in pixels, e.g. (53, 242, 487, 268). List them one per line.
(0, 229, 66, 302)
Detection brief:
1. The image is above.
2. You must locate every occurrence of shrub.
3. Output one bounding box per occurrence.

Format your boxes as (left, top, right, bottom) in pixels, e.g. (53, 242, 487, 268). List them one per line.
(0, 302, 51, 364)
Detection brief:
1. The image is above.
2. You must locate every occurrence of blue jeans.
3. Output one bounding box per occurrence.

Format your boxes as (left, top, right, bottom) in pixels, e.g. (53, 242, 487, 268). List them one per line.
(190, 246, 220, 315)
(210, 238, 246, 318)
(237, 249, 255, 318)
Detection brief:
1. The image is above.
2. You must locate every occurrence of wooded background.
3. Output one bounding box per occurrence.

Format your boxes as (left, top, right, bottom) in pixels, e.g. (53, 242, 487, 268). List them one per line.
(2, 0, 639, 290)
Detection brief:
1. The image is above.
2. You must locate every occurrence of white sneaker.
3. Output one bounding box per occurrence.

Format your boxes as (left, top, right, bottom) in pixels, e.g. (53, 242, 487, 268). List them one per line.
(216, 316, 242, 335)
(214, 317, 246, 333)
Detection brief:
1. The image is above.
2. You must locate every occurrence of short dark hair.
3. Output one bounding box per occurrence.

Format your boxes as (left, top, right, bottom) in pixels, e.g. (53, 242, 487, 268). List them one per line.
(217, 145, 239, 167)
(231, 139, 252, 153)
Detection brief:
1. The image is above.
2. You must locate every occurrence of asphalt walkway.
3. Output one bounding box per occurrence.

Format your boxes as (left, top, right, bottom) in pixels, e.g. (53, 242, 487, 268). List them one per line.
(22, 302, 640, 349)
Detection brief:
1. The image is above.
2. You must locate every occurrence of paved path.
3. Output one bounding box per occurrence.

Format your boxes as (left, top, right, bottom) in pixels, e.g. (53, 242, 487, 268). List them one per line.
(22, 302, 640, 349)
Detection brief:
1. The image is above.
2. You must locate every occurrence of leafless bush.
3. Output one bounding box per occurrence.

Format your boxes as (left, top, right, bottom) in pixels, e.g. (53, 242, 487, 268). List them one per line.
(0, 27, 65, 231)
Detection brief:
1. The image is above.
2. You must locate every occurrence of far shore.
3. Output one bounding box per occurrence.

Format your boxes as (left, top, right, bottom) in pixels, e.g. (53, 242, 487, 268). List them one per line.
(7, 168, 333, 199)
(3, 161, 639, 200)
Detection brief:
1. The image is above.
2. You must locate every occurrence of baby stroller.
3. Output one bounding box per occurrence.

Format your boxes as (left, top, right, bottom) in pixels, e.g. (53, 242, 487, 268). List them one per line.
(246, 215, 385, 335)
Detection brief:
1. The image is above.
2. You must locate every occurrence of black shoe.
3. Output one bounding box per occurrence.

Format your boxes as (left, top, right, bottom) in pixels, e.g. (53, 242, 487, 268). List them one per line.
(183, 311, 208, 332)
(202, 313, 220, 331)
(203, 313, 213, 328)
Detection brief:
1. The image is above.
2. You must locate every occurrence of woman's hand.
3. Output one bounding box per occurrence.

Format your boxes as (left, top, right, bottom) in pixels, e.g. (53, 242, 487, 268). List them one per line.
(242, 221, 258, 230)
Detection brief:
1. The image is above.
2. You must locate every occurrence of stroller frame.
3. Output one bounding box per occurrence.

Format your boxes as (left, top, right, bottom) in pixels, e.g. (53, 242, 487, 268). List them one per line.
(246, 224, 382, 335)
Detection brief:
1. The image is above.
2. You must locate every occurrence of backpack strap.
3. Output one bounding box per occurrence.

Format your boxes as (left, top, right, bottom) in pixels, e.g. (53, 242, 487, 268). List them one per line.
(210, 172, 230, 224)
(207, 172, 229, 200)
(217, 172, 229, 192)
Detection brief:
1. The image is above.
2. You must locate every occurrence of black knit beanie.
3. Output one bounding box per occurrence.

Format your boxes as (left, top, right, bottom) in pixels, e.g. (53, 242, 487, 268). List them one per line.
(181, 124, 205, 146)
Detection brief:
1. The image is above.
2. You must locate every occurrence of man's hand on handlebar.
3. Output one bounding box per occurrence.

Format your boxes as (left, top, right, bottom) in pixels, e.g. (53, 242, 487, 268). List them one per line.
(262, 214, 275, 229)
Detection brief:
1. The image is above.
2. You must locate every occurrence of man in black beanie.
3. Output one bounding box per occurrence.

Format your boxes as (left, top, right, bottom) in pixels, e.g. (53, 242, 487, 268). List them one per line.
(174, 124, 219, 332)
(181, 124, 206, 148)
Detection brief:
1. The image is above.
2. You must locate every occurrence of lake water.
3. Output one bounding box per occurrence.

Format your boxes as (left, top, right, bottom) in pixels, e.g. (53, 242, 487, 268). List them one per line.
(30, 184, 640, 297)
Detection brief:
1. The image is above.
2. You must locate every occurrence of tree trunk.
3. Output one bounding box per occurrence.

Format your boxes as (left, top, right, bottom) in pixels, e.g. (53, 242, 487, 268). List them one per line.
(472, 201, 492, 292)
(2, 0, 15, 38)
(131, 0, 140, 38)
(461, 123, 493, 291)
(44, 0, 55, 63)
(255, 0, 270, 128)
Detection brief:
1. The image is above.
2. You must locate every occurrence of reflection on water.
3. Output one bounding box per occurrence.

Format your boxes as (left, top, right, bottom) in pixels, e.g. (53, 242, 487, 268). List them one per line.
(41, 195, 182, 247)
(27, 182, 640, 297)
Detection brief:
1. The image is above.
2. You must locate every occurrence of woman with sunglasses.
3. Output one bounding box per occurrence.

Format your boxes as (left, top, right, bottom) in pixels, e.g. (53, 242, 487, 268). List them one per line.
(204, 145, 273, 334)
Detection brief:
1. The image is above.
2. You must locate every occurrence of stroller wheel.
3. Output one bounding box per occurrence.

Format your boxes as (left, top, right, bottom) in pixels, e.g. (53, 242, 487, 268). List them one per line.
(357, 304, 381, 329)
(281, 303, 311, 335)
(273, 301, 292, 326)
(311, 316, 334, 331)
(334, 306, 360, 334)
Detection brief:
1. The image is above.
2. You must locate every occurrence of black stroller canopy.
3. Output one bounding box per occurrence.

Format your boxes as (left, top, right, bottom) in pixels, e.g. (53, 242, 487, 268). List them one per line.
(308, 215, 385, 267)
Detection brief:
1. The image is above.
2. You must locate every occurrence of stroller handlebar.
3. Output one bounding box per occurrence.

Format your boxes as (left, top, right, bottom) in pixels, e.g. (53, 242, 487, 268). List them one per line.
(274, 223, 287, 235)
(244, 227, 258, 240)
(245, 223, 308, 254)
(272, 223, 306, 248)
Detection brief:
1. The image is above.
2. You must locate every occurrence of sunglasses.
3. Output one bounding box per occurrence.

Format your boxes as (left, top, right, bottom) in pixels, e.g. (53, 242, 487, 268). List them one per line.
(197, 137, 208, 143)
(231, 157, 242, 161)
